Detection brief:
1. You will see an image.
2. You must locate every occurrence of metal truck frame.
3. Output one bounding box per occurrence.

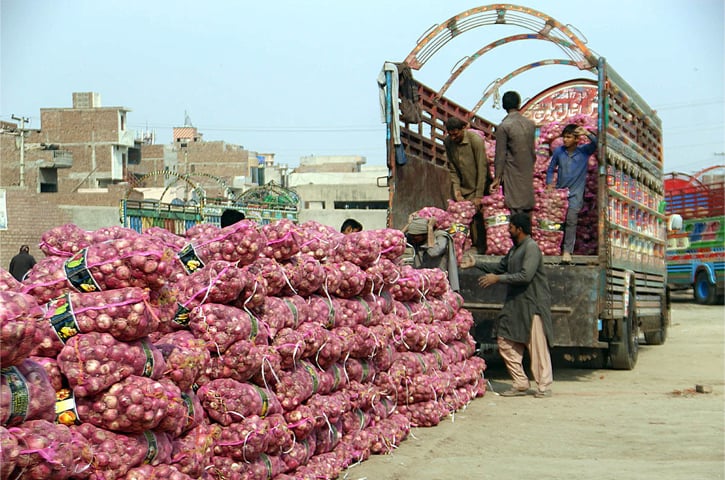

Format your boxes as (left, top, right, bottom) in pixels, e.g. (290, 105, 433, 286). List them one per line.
(381, 4, 669, 369)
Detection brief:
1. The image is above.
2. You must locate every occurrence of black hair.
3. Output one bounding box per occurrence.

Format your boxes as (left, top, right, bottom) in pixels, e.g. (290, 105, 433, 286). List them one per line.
(444, 117, 467, 131)
(509, 212, 532, 235)
(20, 245, 30, 253)
(220, 209, 246, 227)
(340, 218, 363, 233)
(562, 123, 578, 136)
(502, 91, 521, 111)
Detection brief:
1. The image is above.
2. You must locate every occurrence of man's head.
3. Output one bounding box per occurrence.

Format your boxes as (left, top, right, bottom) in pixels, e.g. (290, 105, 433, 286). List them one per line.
(341, 218, 363, 234)
(502, 91, 521, 112)
(405, 216, 429, 246)
(220, 209, 246, 228)
(445, 117, 467, 144)
(508, 212, 531, 244)
(19, 245, 29, 254)
(561, 123, 580, 149)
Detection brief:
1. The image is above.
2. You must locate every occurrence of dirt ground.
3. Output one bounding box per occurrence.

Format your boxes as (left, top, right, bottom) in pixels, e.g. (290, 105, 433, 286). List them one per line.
(343, 296, 725, 480)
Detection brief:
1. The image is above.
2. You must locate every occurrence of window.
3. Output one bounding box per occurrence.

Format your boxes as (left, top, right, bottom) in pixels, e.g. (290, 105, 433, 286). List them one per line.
(305, 201, 325, 210)
(39, 167, 58, 193)
(333, 201, 388, 210)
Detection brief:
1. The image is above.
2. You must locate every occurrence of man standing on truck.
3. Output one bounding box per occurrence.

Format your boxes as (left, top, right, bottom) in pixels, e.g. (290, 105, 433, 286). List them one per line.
(545, 124, 597, 263)
(443, 117, 490, 253)
(490, 91, 536, 217)
(460, 212, 553, 398)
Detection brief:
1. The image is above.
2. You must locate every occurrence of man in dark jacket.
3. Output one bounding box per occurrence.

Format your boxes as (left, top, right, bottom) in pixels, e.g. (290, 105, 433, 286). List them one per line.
(444, 117, 491, 253)
(490, 91, 537, 216)
(460, 213, 554, 397)
(9, 245, 36, 281)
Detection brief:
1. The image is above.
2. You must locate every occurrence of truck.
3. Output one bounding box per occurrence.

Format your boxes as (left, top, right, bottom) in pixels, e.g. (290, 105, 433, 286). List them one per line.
(381, 4, 669, 369)
(120, 170, 299, 233)
(664, 166, 725, 304)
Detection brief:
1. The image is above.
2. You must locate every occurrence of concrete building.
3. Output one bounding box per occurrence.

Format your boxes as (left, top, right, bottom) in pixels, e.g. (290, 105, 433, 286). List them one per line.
(290, 155, 388, 231)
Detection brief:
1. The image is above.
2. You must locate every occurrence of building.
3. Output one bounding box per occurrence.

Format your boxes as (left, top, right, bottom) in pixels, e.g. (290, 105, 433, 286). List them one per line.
(289, 155, 388, 231)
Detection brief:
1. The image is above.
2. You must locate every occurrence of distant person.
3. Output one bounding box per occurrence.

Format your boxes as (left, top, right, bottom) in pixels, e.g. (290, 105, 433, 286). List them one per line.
(546, 124, 597, 263)
(220, 209, 246, 228)
(340, 218, 363, 234)
(459, 213, 553, 397)
(443, 117, 491, 253)
(9, 245, 36, 281)
(403, 214, 459, 292)
(490, 91, 537, 216)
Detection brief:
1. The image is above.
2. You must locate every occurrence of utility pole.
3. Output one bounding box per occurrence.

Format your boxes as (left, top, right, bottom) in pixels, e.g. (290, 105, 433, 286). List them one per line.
(11, 115, 29, 187)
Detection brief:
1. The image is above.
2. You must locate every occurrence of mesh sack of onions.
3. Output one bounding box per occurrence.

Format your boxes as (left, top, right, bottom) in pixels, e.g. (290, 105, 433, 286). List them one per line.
(171, 260, 249, 327)
(416, 206, 453, 230)
(0, 268, 21, 292)
(28, 356, 65, 391)
(320, 260, 367, 299)
(389, 265, 427, 302)
(1, 358, 56, 427)
(74, 375, 182, 433)
(258, 295, 309, 337)
(125, 464, 195, 480)
(197, 378, 282, 426)
(7, 420, 86, 480)
(366, 412, 411, 454)
(261, 219, 301, 261)
(212, 414, 279, 462)
(481, 190, 512, 255)
(170, 423, 222, 478)
(0, 290, 42, 367)
(294, 220, 339, 260)
(39, 223, 92, 257)
(189, 303, 268, 355)
(144, 226, 188, 250)
(242, 256, 287, 296)
(72, 422, 173, 478)
(177, 220, 265, 274)
(43, 287, 161, 343)
(21, 256, 72, 304)
(279, 254, 325, 297)
(154, 330, 211, 391)
(532, 187, 568, 255)
(1, 426, 20, 479)
(332, 230, 382, 268)
(57, 332, 166, 397)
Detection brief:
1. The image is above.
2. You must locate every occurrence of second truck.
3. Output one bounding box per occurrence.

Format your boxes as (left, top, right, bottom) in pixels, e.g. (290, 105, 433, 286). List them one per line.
(381, 4, 669, 369)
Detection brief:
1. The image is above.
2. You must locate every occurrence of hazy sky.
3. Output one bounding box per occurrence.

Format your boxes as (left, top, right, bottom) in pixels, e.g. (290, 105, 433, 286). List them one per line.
(1, 0, 723, 174)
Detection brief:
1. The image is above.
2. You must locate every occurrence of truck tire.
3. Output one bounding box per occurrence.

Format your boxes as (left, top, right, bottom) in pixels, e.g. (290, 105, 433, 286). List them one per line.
(644, 289, 669, 346)
(693, 271, 718, 305)
(609, 292, 639, 370)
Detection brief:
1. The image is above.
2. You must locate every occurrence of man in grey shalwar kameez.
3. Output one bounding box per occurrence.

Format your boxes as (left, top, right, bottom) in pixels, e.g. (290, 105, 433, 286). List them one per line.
(490, 91, 536, 215)
(460, 213, 554, 397)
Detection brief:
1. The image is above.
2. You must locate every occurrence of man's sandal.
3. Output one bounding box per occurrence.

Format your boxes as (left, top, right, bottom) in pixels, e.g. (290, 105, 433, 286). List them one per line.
(534, 390, 552, 398)
(500, 389, 529, 397)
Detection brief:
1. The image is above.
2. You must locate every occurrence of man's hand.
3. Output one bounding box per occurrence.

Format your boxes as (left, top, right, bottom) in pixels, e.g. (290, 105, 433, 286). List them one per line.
(545, 183, 555, 191)
(489, 178, 500, 194)
(459, 254, 476, 269)
(477, 273, 499, 288)
(454, 189, 464, 202)
(574, 126, 589, 137)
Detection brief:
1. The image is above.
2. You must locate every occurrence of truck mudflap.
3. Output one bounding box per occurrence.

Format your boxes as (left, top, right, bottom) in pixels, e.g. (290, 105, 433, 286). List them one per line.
(459, 257, 606, 349)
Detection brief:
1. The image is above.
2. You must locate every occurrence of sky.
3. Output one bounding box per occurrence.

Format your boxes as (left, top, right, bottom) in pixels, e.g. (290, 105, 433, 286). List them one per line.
(1, 0, 723, 174)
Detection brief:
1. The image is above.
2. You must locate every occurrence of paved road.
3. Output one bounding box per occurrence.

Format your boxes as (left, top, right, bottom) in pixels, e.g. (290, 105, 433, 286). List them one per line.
(345, 299, 725, 480)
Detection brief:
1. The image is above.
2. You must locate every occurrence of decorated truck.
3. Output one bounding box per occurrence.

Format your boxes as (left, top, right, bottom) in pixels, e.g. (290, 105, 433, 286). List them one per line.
(120, 171, 299, 234)
(665, 166, 725, 304)
(380, 4, 669, 369)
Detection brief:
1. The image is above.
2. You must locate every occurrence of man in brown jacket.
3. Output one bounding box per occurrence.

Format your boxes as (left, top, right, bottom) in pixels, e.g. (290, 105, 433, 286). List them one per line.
(490, 91, 536, 216)
(444, 117, 491, 253)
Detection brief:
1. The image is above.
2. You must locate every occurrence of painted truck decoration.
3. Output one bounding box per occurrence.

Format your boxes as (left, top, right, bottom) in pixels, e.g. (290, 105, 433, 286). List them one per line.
(120, 170, 299, 233)
(665, 166, 725, 304)
(381, 4, 669, 369)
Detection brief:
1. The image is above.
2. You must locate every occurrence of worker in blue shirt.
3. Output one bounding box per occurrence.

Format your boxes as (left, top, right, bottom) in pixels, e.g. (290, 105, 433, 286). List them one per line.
(546, 124, 597, 263)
